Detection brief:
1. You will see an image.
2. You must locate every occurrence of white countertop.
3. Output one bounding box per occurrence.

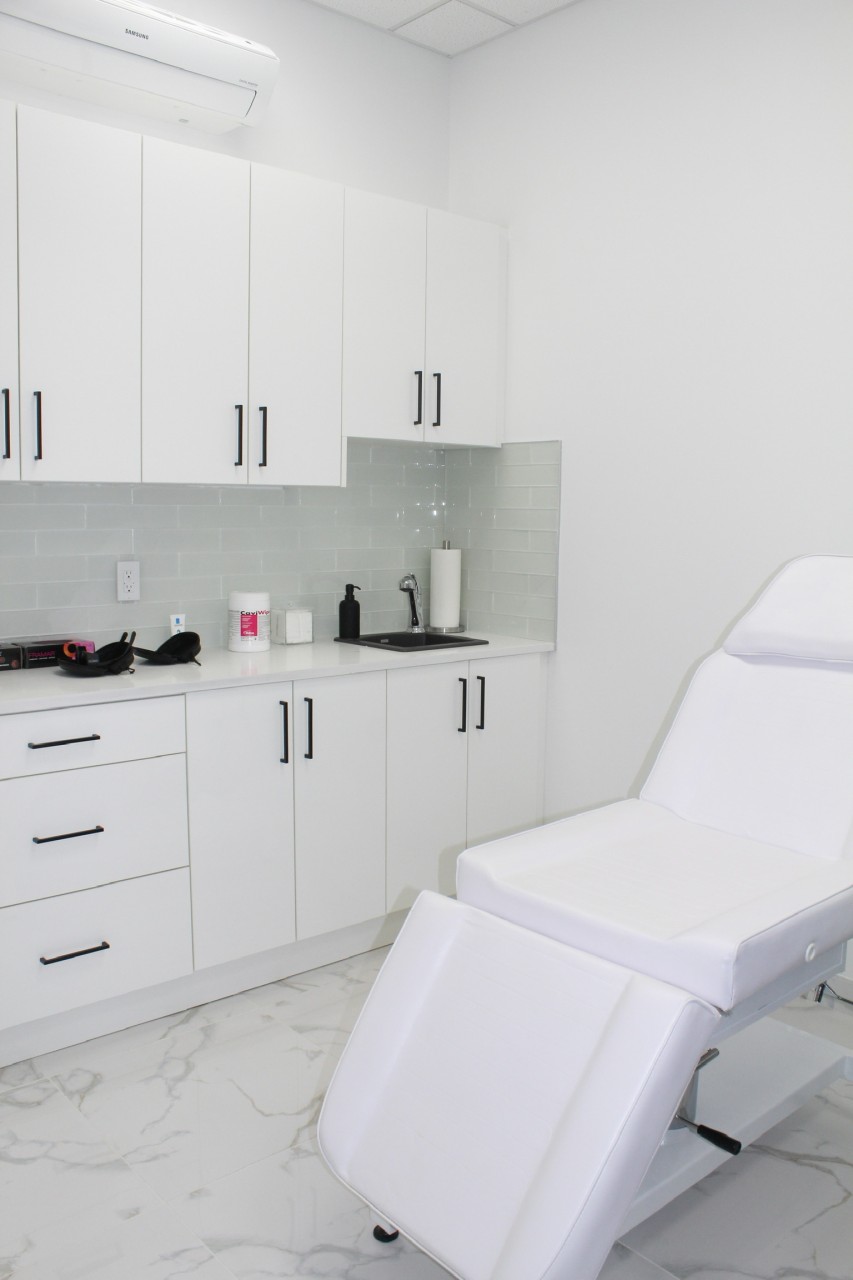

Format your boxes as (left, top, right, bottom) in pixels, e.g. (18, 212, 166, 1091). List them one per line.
(0, 634, 554, 715)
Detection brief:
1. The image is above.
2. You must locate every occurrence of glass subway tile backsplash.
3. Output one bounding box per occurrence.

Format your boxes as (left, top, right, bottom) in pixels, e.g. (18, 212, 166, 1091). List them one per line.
(0, 439, 560, 652)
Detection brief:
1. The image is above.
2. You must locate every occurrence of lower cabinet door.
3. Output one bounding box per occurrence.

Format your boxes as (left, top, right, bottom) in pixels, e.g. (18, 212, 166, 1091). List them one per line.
(386, 662, 468, 911)
(466, 654, 547, 847)
(0, 869, 192, 1030)
(293, 671, 386, 940)
(186, 683, 296, 969)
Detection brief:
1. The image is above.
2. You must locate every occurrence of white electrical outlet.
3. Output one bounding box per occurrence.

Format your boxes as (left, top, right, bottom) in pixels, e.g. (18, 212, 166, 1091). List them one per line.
(170, 613, 186, 635)
(116, 561, 140, 602)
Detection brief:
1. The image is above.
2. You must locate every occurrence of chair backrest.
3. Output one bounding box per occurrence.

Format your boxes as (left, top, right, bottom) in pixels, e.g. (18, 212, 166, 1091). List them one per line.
(641, 556, 853, 860)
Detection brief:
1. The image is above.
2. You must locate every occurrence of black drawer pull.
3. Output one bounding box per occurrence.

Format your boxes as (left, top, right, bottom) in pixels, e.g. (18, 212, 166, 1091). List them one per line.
(28, 733, 101, 750)
(280, 699, 289, 764)
(458, 677, 467, 733)
(33, 825, 105, 846)
(40, 940, 110, 966)
(476, 675, 486, 730)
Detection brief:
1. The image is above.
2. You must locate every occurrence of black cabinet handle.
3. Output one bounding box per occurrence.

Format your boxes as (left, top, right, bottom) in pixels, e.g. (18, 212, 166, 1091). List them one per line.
(304, 696, 314, 759)
(235, 404, 244, 466)
(279, 699, 289, 764)
(2, 388, 9, 460)
(34, 390, 43, 460)
(33, 825, 104, 846)
(432, 372, 442, 427)
(40, 940, 110, 966)
(259, 405, 268, 467)
(476, 675, 486, 730)
(28, 733, 101, 750)
(458, 677, 467, 733)
(414, 371, 423, 426)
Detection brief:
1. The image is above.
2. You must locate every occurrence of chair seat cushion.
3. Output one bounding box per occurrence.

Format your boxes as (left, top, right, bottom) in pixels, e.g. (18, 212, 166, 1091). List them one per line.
(456, 800, 853, 1010)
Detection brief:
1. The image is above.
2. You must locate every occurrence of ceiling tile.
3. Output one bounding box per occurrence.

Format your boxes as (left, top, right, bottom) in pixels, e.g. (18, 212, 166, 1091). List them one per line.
(396, 0, 512, 55)
(470, 0, 577, 24)
(307, 0, 438, 32)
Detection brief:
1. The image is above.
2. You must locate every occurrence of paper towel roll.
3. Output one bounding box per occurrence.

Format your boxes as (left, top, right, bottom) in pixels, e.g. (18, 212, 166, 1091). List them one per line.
(430, 547, 462, 630)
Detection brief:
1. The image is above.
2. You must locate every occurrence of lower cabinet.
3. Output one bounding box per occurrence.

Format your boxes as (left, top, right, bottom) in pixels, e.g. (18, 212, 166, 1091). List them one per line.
(186, 670, 387, 963)
(186, 681, 296, 970)
(0, 694, 192, 1032)
(0, 652, 546, 1042)
(386, 653, 547, 911)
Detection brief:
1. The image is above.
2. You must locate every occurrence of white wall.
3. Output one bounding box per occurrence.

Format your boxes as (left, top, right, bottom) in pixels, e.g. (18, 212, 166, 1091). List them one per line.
(0, 0, 450, 204)
(448, 0, 853, 818)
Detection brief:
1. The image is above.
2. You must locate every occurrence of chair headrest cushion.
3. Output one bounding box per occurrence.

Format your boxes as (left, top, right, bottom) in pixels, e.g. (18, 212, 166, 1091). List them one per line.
(724, 555, 853, 663)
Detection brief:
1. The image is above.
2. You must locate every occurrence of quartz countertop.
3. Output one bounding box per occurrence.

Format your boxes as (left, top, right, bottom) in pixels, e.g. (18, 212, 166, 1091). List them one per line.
(0, 633, 554, 716)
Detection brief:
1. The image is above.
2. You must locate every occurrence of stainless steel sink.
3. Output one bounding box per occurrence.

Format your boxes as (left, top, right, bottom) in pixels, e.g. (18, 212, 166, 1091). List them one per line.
(336, 632, 488, 653)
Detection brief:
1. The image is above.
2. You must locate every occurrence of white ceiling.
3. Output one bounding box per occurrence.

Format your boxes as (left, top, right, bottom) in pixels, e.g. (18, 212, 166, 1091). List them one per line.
(302, 0, 580, 57)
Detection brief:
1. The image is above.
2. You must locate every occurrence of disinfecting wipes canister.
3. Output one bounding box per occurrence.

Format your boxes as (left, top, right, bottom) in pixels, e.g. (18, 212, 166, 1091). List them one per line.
(228, 591, 271, 653)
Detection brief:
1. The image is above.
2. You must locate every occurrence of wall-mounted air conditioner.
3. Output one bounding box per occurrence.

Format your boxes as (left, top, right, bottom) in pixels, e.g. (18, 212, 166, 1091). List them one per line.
(0, 0, 279, 133)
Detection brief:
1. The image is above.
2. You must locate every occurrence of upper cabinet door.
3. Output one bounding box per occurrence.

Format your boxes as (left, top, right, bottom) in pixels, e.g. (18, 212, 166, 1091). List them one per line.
(342, 188, 427, 442)
(425, 209, 505, 448)
(142, 138, 249, 485)
(0, 102, 18, 483)
(249, 165, 343, 486)
(17, 107, 141, 483)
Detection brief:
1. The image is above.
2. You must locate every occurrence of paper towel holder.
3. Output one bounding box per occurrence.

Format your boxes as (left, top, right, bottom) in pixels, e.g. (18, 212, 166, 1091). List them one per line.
(427, 540, 465, 634)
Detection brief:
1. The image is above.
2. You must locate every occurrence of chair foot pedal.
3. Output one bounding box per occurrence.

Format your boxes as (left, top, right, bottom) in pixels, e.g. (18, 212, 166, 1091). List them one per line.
(373, 1225, 400, 1243)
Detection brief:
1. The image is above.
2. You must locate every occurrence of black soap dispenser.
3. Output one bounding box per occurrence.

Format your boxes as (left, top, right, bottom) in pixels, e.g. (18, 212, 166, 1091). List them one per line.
(339, 584, 361, 639)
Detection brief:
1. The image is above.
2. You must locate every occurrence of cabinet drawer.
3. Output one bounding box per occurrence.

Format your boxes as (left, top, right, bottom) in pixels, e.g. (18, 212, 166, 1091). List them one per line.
(0, 755, 189, 908)
(0, 869, 192, 1029)
(0, 696, 185, 779)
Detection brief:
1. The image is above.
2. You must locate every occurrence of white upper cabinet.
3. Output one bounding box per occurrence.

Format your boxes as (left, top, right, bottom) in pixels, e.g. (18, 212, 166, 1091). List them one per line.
(343, 190, 505, 447)
(17, 107, 141, 483)
(342, 188, 427, 443)
(425, 209, 506, 448)
(249, 165, 344, 486)
(0, 101, 17, 483)
(142, 138, 250, 485)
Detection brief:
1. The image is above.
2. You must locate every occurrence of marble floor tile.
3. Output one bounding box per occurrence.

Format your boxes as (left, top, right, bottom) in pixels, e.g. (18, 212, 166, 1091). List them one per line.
(66, 1019, 331, 1201)
(286, 989, 370, 1058)
(33, 993, 280, 1109)
(173, 1135, 454, 1279)
(0, 1062, 43, 1097)
(0, 1080, 154, 1276)
(243, 948, 389, 1027)
(5, 1201, 235, 1280)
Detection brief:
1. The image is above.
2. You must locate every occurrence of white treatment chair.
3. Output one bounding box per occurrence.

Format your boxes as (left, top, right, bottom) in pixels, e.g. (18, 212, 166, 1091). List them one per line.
(319, 555, 853, 1280)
